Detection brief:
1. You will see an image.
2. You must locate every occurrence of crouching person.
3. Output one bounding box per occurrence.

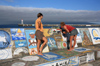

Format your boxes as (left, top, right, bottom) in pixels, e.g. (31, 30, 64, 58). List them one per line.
(60, 22, 78, 51)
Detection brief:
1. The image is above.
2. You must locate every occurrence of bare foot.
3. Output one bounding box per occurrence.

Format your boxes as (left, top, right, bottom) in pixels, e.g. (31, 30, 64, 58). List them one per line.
(72, 47, 74, 50)
(38, 52, 43, 55)
(68, 49, 72, 51)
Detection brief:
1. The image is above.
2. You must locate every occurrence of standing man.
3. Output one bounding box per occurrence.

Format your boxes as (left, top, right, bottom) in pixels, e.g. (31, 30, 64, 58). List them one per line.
(60, 22, 78, 51)
(35, 13, 48, 55)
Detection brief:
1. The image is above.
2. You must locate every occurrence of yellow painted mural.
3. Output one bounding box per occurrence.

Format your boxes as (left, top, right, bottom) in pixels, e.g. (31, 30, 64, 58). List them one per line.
(43, 29, 50, 37)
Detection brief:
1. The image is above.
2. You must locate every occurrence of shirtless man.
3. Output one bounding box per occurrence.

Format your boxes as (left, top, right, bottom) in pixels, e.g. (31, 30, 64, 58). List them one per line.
(35, 13, 48, 55)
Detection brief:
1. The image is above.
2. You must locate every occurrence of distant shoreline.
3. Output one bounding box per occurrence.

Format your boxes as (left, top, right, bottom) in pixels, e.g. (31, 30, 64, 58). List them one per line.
(0, 22, 100, 28)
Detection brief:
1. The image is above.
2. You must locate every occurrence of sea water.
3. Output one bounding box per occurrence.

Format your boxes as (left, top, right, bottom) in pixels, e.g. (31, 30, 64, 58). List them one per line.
(0, 22, 100, 28)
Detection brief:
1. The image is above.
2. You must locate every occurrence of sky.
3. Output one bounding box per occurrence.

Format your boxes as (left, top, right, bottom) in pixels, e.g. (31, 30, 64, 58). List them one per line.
(0, 0, 100, 25)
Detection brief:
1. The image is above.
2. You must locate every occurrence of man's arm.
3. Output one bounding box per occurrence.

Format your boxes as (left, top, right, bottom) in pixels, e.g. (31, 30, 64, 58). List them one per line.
(40, 23, 43, 32)
(36, 21, 41, 30)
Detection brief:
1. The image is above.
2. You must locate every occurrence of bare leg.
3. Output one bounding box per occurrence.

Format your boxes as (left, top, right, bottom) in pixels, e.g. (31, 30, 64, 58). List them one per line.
(73, 35, 77, 48)
(40, 37, 48, 53)
(68, 36, 74, 51)
(37, 39, 42, 55)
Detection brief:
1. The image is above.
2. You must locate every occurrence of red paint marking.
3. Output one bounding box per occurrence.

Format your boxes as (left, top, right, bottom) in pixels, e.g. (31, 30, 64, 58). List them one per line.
(63, 43, 67, 47)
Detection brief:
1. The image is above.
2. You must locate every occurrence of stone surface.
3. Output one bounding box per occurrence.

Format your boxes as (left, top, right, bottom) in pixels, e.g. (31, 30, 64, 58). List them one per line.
(80, 64, 93, 66)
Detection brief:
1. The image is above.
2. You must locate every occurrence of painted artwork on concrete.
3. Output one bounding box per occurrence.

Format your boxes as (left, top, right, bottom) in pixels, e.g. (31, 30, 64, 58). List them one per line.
(43, 28, 61, 37)
(74, 47, 91, 52)
(0, 28, 14, 49)
(29, 44, 49, 55)
(41, 44, 50, 53)
(10, 28, 26, 40)
(25, 30, 37, 49)
(43, 29, 51, 37)
(29, 48, 37, 55)
(38, 59, 69, 66)
(15, 40, 27, 48)
(84, 45, 100, 51)
(68, 56, 79, 66)
(37, 52, 65, 61)
(12, 62, 26, 66)
(89, 28, 100, 44)
(55, 50, 80, 58)
(54, 34, 63, 41)
(57, 42, 67, 49)
(44, 28, 62, 50)
(13, 47, 28, 55)
(61, 34, 67, 42)
(47, 37, 57, 50)
(97, 51, 100, 59)
(87, 52, 95, 62)
(38, 56, 79, 66)
(21, 56, 39, 61)
(76, 28, 82, 43)
(0, 48, 12, 60)
(25, 30, 49, 55)
(79, 28, 93, 46)
(0, 30, 11, 49)
(52, 29, 61, 34)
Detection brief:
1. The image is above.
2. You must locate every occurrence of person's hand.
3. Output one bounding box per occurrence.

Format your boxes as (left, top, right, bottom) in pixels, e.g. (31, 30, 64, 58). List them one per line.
(63, 31, 66, 34)
(40, 30, 43, 32)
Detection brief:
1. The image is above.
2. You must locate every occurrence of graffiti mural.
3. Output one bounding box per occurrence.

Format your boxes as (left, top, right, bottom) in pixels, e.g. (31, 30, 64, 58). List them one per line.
(15, 40, 27, 48)
(68, 56, 79, 66)
(38, 56, 79, 66)
(25, 30, 49, 55)
(29, 48, 37, 55)
(79, 28, 93, 46)
(0, 30, 11, 49)
(54, 34, 63, 41)
(21, 56, 39, 61)
(89, 28, 100, 44)
(43, 29, 51, 37)
(74, 47, 91, 52)
(87, 52, 95, 62)
(47, 37, 57, 50)
(25, 30, 37, 49)
(10, 28, 26, 40)
(13, 47, 28, 55)
(55, 50, 80, 58)
(76, 28, 82, 43)
(12, 62, 25, 66)
(29, 44, 49, 55)
(37, 52, 65, 61)
(57, 42, 67, 49)
(0, 48, 12, 60)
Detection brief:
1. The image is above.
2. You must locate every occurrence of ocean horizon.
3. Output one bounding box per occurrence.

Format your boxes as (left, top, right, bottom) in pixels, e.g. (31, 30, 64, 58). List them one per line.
(0, 22, 100, 28)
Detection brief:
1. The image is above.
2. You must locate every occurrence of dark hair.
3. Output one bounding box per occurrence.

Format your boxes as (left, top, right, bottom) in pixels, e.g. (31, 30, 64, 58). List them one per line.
(60, 22, 65, 26)
(37, 13, 43, 18)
